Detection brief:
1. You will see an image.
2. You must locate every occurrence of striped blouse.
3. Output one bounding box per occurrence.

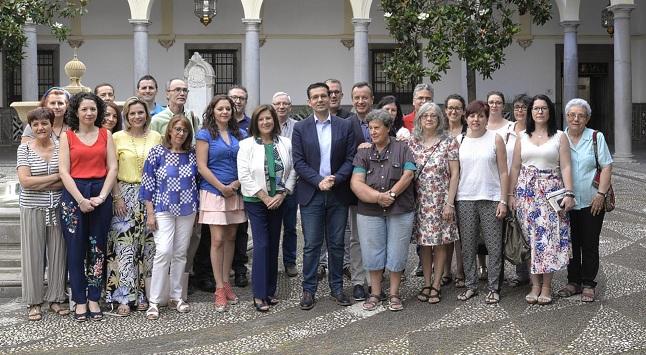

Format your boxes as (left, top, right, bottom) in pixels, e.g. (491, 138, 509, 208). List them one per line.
(16, 141, 62, 209)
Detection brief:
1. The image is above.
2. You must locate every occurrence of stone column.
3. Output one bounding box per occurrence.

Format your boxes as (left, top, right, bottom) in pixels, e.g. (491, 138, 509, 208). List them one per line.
(610, 4, 635, 162)
(352, 18, 371, 84)
(21, 20, 38, 101)
(243, 19, 261, 113)
(130, 20, 150, 89)
(561, 21, 579, 128)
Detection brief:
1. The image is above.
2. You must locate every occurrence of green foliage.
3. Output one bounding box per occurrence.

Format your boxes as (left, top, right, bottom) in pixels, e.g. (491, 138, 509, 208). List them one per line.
(0, 0, 86, 67)
(380, 0, 552, 84)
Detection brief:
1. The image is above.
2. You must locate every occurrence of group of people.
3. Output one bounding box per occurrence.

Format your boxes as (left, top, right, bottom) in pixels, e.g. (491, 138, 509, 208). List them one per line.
(17, 75, 613, 322)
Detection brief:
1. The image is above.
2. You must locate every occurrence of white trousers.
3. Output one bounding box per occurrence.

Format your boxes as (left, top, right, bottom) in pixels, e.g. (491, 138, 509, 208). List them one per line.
(149, 212, 195, 303)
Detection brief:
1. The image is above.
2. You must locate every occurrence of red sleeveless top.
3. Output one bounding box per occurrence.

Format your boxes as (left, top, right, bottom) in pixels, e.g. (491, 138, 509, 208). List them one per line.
(67, 128, 108, 179)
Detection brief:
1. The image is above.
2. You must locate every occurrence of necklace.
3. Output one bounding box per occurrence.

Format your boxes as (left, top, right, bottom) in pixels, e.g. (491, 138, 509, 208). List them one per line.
(129, 131, 148, 173)
(51, 124, 65, 141)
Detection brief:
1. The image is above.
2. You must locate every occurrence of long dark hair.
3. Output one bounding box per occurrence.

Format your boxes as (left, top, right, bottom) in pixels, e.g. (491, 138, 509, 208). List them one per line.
(104, 101, 123, 133)
(376, 95, 403, 136)
(526, 94, 557, 137)
(65, 92, 106, 131)
(444, 93, 467, 133)
(202, 95, 243, 140)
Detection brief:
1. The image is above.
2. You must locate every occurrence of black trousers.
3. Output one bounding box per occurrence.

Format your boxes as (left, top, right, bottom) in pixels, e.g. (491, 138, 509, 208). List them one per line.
(233, 222, 249, 275)
(568, 207, 605, 288)
(192, 224, 213, 281)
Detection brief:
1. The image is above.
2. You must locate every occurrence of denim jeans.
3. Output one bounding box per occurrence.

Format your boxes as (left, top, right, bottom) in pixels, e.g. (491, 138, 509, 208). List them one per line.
(356, 212, 414, 272)
(300, 191, 348, 295)
(281, 193, 298, 267)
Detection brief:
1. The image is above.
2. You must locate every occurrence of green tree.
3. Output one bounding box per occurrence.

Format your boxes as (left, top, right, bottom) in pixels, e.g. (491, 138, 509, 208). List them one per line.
(381, 0, 552, 101)
(1, 0, 87, 67)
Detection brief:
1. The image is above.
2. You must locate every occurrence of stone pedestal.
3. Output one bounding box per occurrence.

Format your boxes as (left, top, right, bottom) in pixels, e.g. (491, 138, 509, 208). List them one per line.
(184, 52, 215, 125)
(352, 18, 371, 84)
(131, 20, 150, 89)
(21, 21, 38, 101)
(243, 19, 261, 114)
(610, 4, 636, 162)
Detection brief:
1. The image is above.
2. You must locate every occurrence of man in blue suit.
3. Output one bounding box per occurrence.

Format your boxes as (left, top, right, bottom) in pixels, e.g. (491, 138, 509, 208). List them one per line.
(292, 82, 356, 310)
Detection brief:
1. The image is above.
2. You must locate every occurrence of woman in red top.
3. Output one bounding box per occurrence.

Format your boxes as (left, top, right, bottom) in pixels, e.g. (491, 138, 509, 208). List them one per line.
(59, 92, 118, 322)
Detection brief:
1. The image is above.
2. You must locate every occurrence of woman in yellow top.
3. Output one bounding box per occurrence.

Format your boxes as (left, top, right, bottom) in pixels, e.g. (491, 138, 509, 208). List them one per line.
(105, 96, 162, 316)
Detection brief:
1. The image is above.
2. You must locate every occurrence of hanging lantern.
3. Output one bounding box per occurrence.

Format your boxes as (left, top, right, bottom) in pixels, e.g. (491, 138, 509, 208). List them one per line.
(194, 0, 217, 26)
(601, 1, 614, 37)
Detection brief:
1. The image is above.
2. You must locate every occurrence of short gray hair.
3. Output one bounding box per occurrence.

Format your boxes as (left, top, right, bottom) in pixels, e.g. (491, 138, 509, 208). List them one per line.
(272, 91, 292, 103)
(165, 78, 186, 91)
(413, 102, 445, 140)
(413, 83, 434, 98)
(365, 109, 393, 128)
(565, 98, 591, 117)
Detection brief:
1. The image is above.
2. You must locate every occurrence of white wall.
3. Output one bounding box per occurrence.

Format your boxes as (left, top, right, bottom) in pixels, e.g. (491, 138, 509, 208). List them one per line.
(4, 0, 645, 109)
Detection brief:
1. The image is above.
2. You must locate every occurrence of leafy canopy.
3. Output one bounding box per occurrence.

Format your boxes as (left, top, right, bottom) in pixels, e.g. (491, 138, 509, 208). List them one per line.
(0, 0, 86, 67)
(380, 0, 552, 85)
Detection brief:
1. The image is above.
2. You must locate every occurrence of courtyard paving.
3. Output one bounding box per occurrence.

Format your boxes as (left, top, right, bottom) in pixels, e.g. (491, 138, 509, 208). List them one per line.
(0, 160, 645, 354)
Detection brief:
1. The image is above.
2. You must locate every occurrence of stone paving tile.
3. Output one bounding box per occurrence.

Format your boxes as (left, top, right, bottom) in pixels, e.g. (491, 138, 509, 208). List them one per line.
(455, 322, 534, 355)
(563, 306, 646, 355)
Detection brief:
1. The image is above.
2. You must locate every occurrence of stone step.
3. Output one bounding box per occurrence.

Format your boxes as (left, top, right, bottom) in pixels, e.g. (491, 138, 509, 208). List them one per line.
(0, 246, 21, 268)
(0, 267, 21, 283)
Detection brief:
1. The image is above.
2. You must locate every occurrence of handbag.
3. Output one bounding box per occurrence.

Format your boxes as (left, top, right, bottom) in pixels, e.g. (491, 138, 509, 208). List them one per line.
(503, 210, 530, 265)
(592, 131, 615, 212)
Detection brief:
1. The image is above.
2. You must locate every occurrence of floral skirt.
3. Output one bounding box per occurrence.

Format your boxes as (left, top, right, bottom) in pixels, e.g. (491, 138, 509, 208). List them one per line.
(515, 165, 570, 274)
(105, 182, 155, 307)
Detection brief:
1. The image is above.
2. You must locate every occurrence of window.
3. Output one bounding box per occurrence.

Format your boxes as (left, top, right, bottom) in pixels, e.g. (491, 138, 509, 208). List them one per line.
(370, 47, 417, 105)
(2, 45, 59, 106)
(186, 45, 241, 95)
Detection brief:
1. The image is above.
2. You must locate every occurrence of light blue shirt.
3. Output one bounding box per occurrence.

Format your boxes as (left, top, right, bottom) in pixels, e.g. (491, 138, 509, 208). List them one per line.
(566, 127, 613, 210)
(315, 114, 332, 177)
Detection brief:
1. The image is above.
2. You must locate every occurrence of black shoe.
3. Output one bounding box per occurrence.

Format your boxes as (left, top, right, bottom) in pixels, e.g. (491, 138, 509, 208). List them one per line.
(415, 265, 424, 277)
(285, 264, 298, 278)
(331, 291, 352, 306)
(367, 286, 387, 301)
(300, 291, 315, 310)
(353, 284, 366, 301)
(235, 273, 249, 287)
(343, 267, 352, 280)
(317, 265, 327, 281)
(196, 278, 216, 293)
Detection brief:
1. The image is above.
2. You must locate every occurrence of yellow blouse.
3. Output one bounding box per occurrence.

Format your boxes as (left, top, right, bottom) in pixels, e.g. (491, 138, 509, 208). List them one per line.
(113, 130, 162, 183)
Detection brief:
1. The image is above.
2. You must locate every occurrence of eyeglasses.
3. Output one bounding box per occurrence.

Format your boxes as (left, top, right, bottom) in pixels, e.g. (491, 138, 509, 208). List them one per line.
(173, 127, 189, 134)
(421, 113, 439, 120)
(229, 95, 247, 101)
(513, 105, 527, 111)
(446, 106, 463, 112)
(169, 87, 189, 94)
(566, 112, 588, 119)
(329, 90, 342, 96)
(532, 106, 548, 113)
(273, 102, 291, 107)
(488, 101, 503, 106)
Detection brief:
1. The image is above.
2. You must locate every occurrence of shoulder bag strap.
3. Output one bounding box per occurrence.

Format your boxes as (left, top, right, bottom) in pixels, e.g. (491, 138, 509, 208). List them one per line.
(592, 130, 600, 171)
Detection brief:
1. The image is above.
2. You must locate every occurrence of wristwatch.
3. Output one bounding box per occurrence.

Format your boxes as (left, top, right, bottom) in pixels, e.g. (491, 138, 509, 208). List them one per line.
(389, 191, 397, 198)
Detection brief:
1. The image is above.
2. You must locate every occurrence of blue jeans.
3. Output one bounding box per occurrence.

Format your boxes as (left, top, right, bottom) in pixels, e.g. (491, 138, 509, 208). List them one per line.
(356, 212, 414, 272)
(281, 193, 298, 267)
(300, 191, 348, 295)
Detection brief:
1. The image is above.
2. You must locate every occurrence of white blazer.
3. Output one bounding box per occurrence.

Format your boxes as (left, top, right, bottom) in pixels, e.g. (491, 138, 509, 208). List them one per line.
(237, 135, 297, 198)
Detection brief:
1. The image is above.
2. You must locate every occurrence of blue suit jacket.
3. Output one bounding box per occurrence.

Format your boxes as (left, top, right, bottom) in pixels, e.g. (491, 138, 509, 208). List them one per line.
(292, 114, 357, 206)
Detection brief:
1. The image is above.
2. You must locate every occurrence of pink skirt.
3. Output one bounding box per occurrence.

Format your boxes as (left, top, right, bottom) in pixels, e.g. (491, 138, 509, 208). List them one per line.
(198, 190, 247, 225)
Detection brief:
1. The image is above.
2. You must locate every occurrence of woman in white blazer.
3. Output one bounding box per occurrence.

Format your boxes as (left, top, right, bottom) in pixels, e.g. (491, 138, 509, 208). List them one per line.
(237, 104, 296, 312)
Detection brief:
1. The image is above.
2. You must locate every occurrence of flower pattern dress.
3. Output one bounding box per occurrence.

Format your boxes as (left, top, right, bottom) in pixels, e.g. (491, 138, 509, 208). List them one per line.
(409, 135, 460, 246)
(514, 132, 570, 274)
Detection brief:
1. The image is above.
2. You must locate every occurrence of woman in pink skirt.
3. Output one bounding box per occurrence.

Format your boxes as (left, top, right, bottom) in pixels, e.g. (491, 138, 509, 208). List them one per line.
(196, 95, 248, 312)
